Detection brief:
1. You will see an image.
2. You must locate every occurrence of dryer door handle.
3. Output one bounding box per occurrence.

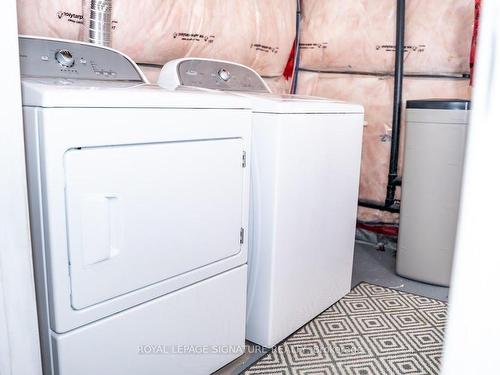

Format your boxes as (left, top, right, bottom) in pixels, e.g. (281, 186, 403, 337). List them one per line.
(80, 194, 120, 266)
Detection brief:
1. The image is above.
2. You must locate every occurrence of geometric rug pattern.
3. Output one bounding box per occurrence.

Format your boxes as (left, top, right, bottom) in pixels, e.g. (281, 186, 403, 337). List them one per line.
(243, 282, 447, 375)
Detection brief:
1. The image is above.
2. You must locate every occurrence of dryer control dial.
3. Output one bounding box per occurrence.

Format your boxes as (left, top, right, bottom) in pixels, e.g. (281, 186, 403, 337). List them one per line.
(55, 49, 75, 68)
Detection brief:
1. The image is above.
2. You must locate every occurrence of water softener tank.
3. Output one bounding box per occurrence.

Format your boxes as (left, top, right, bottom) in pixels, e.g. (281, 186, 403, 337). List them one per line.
(396, 99, 471, 286)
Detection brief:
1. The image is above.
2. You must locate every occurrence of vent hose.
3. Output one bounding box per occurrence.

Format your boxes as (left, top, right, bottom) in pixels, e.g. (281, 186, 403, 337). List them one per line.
(88, 0, 112, 47)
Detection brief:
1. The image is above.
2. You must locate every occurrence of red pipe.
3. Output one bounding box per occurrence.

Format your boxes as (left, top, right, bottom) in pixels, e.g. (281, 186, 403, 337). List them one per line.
(357, 222, 399, 237)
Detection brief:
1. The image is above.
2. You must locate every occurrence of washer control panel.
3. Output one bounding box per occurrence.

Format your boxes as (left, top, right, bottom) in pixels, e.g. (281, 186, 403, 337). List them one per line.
(177, 59, 269, 92)
(19, 36, 144, 82)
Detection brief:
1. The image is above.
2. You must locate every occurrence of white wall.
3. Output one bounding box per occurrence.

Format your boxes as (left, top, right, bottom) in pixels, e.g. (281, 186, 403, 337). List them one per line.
(441, 0, 500, 374)
(0, 0, 42, 374)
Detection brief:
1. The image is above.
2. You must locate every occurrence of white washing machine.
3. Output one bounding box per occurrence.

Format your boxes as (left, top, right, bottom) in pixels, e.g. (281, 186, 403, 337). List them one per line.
(158, 59, 364, 348)
(20, 37, 252, 375)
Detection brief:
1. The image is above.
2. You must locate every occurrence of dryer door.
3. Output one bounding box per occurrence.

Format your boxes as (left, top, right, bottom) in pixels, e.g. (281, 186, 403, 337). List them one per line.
(64, 139, 244, 309)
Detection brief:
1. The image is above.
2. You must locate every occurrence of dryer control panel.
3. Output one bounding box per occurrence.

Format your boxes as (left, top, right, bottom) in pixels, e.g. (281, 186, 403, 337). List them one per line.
(19, 36, 145, 82)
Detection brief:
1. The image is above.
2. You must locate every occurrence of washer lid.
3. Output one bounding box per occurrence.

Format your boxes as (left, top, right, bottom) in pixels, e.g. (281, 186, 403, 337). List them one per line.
(407, 99, 471, 110)
(237, 93, 364, 114)
(21, 79, 251, 109)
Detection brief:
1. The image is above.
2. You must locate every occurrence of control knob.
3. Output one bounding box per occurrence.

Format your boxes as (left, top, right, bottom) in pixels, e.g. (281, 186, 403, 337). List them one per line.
(55, 49, 75, 68)
(218, 68, 231, 82)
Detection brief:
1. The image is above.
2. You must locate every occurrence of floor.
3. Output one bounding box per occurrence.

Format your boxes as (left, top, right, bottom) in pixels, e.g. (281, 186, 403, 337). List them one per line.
(214, 241, 449, 375)
(241, 282, 447, 375)
(352, 241, 449, 302)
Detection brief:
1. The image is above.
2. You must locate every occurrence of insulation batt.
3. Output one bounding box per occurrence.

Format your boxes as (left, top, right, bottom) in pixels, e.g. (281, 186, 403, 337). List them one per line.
(82, 0, 297, 76)
(300, 0, 396, 74)
(404, 0, 475, 74)
(262, 75, 291, 94)
(138, 65, 162, 84)
(298, 72, 471, 222)
(17, 0, 83, 41)
(300, 0, 475, 75)
(18, 0, 296, 77)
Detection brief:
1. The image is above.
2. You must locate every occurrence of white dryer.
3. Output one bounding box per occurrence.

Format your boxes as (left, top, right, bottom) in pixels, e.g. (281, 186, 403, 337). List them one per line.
(158, 59, 364, 348)
(20, 37, 252, 375)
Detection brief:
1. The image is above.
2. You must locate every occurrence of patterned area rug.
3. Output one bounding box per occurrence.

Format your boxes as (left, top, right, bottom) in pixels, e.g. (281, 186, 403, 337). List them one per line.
(243, 282, 447, 375)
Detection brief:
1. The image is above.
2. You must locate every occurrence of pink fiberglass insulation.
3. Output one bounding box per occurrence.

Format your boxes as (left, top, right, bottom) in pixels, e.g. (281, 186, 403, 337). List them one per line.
(298, 72, 471, 222)
(300, 0, 474, 75)
(404, 0, 475, 75)
(300, 0, 396, 74)
(17, 0, 83, 41)
(263, 76, 291, 94)
(17, 0, 296, 77)
(138, 65, 162, 84)
(82, 0, 296, 77)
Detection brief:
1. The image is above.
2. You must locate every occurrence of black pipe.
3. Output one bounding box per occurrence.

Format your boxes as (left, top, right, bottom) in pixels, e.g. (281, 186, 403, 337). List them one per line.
(299, 67, 469, 80)
(358, 0, 405, 214)
(290, 0, 302, 94)
(385, 0, 405, 207)
(358, 199, 400, 213)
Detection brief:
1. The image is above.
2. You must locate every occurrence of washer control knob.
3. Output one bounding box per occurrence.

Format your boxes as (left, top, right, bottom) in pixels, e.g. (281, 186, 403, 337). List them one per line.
(218, 68, 231, 82)
(55, 49, 75, 68)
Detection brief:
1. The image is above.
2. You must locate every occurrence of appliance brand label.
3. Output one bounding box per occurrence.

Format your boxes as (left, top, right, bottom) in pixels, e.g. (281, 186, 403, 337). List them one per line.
(56, 10, 84, 24)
